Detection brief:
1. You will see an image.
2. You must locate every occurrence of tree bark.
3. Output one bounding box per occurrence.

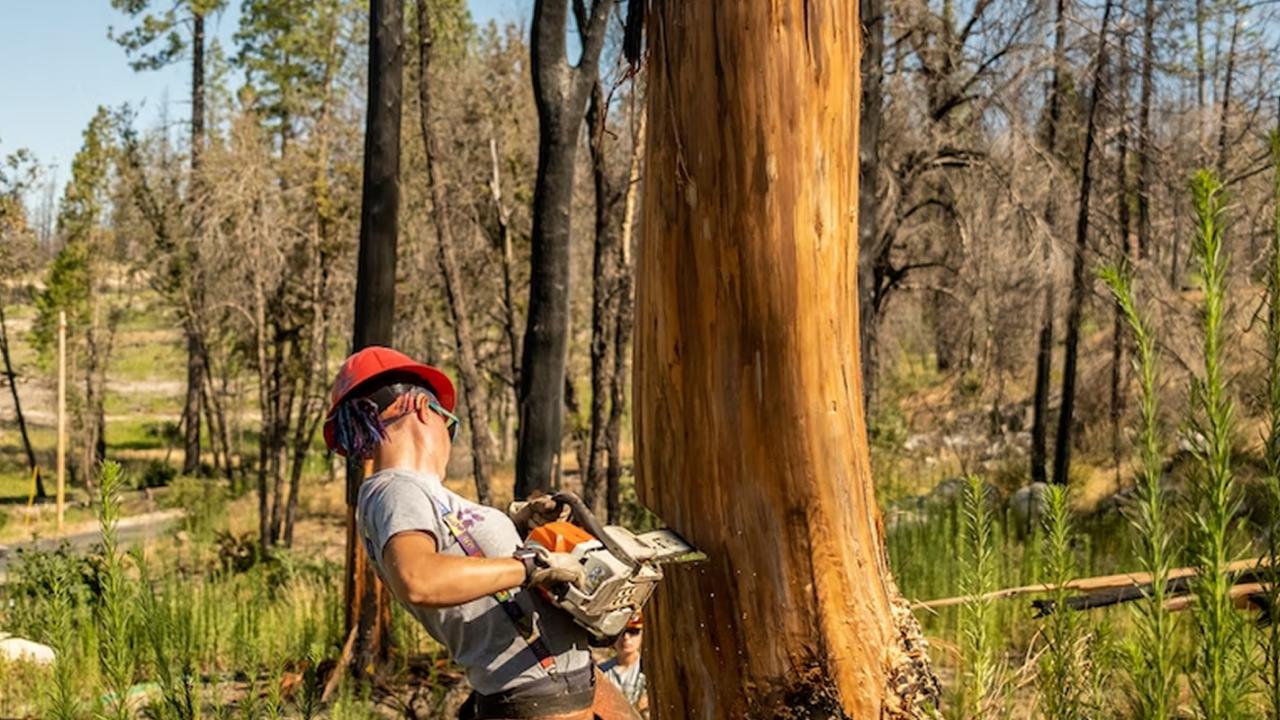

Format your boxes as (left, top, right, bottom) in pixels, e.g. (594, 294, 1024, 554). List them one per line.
(634, 3, 938, 716)
(418, 0, 497, 505)
(0, 303, 45, 498)
(343, 0, 403, 676)
(515, 0, 613, 499)
(1053, 0, 1115, 487)
(1031, 0, 1067, 485)
(182, 9, 206, 476)
(858, 0, 885, 416)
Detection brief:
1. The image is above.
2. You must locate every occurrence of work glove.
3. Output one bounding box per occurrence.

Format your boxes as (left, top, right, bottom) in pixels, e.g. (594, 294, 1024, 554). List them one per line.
(508, 495, 568, 536)
(517, 546, 585, 589)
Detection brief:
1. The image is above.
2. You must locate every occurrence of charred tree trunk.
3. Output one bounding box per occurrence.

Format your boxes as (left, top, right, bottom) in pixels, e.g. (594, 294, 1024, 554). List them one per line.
(605, 107, 644, 525)
(858, 0, 885, 416)
(1112, 1, 1133, 484)
(0, 303, 45, 498)
(583, 81, 620, 517)
(635, 3, 938, 716)
(1137, 0, 1155, 262)
(515, 0, 613, 499)
(1195, 0, 1207, 155)
(418, 0, 497, 505)
(1031, 0, 1067, 485)
(343, 0, 403, 677)
(1214, 8, 1239, 178)
(182, 10, 206, 476)
(1053, 0, 1115, 487)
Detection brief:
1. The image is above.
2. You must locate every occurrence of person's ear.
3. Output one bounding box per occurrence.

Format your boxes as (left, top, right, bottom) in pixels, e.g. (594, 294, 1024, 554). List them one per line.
(414, 394, 433, 424)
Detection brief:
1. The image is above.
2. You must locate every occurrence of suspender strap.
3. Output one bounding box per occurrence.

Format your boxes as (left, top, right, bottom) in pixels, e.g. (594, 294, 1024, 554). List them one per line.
(433, 498, 558, 675)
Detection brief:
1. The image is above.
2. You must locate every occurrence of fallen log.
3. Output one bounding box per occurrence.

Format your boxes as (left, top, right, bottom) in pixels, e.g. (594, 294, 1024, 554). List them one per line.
(913, 557, 1270, 612)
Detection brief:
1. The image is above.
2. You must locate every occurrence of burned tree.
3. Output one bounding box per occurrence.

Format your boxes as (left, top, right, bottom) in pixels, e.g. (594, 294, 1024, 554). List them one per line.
(342, 0, 403, 677)
(515, 0, 613, 498)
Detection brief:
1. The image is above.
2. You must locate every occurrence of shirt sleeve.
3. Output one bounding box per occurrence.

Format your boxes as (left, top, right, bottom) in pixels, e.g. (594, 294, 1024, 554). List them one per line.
(360, 478, 447, 566)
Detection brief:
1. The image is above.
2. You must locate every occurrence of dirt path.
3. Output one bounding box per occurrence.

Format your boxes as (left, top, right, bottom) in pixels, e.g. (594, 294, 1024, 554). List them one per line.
(0, 508, 184, 580)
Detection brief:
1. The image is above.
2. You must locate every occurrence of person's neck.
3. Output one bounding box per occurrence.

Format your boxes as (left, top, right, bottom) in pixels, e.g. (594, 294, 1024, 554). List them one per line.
(371, 438, 446, 478)
(615, 651, 639, 668)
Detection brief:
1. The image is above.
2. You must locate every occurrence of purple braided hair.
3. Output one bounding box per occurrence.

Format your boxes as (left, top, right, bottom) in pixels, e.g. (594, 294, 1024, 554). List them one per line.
(330, 381, 438, 458)
(331, 396, 389, 458)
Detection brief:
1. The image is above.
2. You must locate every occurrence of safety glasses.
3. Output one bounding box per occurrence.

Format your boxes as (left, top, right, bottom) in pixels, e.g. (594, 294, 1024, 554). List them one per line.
(379, 390, 461, 442)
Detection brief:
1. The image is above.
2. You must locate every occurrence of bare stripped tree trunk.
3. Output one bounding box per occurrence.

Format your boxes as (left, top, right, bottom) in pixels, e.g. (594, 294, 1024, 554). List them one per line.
(418, 0, 497, 505)
(0, 303, 45, 498)
(1053, 0, 1115, 487)
(635, 3, 938, 716)
(1031, 0, 1067, 485)
(515, 0, 613, 498)
(488, 136, 522, 459)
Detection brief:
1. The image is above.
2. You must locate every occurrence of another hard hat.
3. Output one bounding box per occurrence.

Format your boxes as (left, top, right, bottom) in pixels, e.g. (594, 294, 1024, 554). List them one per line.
(323, 346, 456, 454)
(625, 611, 644, 630)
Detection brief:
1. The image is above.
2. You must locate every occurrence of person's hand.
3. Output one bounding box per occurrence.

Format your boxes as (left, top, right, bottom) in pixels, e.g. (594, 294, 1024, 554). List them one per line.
(519, 546, 584, 589)
(508, 495, 566, 535)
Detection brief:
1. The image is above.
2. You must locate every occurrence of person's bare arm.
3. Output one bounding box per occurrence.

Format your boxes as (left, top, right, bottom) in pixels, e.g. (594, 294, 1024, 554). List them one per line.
(381, 531, 526, 608)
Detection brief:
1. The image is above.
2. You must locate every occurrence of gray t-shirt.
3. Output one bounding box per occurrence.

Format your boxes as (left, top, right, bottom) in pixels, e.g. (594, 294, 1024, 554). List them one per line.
(357, 469, 593, 695)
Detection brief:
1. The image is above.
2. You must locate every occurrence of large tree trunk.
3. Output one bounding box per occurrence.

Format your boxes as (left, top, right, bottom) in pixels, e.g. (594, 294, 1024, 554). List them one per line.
(418, 0, 497, 505)
(343, 0, 403, 677)
(1031, 0, 1067, 485)
(858, 0, 885, 416)
(182, 10, 206, 476)
(0, 303, 45, 498)
(1053, 0, 1115, 487)
(515, 0, 613, 499)
(634, 3, 938, 717)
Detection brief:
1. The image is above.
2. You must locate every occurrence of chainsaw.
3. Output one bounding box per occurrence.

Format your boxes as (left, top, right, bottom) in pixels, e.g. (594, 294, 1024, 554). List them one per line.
(521, 492, 701, 641)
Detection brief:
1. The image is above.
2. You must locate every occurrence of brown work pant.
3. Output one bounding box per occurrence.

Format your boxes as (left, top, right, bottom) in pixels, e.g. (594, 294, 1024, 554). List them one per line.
(460, 670, 640, 720)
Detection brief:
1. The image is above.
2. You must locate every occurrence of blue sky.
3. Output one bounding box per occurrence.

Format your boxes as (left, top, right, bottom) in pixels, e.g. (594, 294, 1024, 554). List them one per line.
(0, 1, 531, 189)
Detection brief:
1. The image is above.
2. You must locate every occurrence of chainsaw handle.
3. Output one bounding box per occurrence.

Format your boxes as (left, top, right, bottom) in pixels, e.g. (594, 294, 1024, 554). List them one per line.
(551, 492, 637, 569)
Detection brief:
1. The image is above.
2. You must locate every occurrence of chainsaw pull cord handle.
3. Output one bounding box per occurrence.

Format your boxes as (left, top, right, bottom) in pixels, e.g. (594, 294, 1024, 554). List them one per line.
(550, 491, 639, 570)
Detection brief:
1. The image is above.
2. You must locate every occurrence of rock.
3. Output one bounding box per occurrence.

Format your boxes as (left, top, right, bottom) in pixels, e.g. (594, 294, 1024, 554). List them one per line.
(0, 634, 54, 665)
(1008, 482, 1050, 532)
(927, 477, 999, 509)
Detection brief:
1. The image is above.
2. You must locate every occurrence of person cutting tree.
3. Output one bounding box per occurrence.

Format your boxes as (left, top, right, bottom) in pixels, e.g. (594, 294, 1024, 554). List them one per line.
(324, 346, 639, 720)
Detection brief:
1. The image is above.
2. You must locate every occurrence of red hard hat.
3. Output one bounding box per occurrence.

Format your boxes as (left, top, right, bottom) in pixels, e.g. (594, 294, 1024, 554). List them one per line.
(323, 346, 456, 454)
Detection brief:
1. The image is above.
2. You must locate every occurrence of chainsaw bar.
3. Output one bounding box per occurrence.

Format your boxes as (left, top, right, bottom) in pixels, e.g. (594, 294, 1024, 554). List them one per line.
(637, 529, 705, 564)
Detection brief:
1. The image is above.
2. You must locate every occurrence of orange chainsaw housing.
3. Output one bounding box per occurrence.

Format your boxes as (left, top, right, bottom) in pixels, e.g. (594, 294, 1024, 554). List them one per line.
(527, 520, 596, 553)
